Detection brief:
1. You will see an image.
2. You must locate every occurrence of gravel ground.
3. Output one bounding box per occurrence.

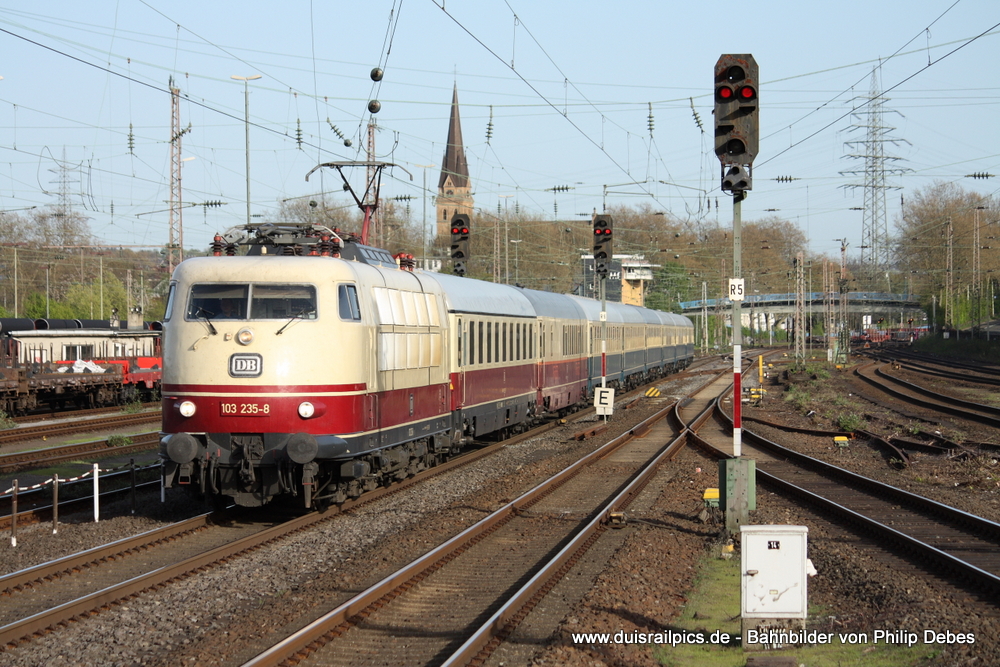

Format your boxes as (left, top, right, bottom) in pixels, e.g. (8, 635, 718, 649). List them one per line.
(526, 448, 1000, 667)
(0, 378, 699, 667)
(521, 358, 1000, 667)
(4, 359, 998, 666)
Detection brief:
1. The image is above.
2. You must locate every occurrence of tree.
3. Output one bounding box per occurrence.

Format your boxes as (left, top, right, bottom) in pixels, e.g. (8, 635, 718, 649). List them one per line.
(895, 181, 997, 327)
(62, 271, 129, 321)
(21, 292, 76, 319)
(270, 196, 359, 232)
(645, 262, 692, 312)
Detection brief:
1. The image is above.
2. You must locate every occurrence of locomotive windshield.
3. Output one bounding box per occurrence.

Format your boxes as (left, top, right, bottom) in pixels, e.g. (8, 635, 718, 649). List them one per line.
(185, 284, 317, 321)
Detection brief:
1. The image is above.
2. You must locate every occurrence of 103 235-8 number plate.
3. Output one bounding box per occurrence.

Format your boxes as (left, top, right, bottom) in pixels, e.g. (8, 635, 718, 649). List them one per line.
(220, 402, 271, 416)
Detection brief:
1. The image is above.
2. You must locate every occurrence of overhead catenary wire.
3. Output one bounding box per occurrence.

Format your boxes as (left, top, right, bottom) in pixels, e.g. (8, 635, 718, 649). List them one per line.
(429, 0, 674, 213)
(0, 3, 995, 259)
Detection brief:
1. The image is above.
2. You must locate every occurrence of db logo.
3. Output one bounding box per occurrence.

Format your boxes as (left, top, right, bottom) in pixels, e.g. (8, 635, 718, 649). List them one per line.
(229, 353, 263, 377)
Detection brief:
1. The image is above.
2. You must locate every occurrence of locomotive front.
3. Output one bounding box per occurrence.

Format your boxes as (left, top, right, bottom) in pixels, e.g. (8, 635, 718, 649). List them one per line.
(159, 255, 368, 507)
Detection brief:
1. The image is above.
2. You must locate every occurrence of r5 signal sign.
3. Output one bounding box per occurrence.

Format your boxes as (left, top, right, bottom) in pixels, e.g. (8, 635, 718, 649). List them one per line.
(729, 278, 745, 301)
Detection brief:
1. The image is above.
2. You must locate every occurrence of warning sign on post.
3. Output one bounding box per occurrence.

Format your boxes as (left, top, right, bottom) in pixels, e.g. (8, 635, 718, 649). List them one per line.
(729, 278, 745, 301)
(595, 387, 615, 416)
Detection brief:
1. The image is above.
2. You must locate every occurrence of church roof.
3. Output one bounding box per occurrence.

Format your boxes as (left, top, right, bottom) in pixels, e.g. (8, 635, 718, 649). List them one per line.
(439, 85, 470, 190)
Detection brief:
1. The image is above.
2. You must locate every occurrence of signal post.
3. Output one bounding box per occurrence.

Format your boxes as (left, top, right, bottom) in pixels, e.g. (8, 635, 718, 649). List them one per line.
(593, 215, 614, 384)
(593, 214, 613, 412)
(715, 54, 758, 533)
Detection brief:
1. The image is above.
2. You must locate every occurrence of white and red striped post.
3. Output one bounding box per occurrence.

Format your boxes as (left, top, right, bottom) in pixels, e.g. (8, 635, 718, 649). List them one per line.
(732, 192, 744, 457)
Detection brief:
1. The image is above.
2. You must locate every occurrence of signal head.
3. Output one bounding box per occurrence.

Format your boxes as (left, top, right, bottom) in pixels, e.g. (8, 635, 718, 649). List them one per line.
(592, 214, 614, 276)
(450, 213, 471, 272)
(714, 53, 759, 179)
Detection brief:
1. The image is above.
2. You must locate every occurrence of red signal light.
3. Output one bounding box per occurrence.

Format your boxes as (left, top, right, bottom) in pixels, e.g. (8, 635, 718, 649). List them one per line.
(716, 85, 735, 103)
(738, 85, 756, 101)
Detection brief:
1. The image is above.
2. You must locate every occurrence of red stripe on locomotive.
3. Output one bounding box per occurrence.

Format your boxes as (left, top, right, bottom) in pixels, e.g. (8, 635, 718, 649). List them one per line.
(162, 382, 449, 435)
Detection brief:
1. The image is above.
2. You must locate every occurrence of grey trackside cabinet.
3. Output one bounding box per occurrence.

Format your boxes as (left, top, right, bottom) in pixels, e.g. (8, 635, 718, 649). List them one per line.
(740, 525, 813, 649)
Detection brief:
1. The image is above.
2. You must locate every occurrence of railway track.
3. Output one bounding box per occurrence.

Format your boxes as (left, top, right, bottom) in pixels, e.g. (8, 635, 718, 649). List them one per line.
(867, 348, 1000, 381)
(236, 369, 731, 667)
(0, 435, 520, 651)
(0, 410, 160, 450)
(10, 403, 161, 426)
(703, 390, 1000, 601)
(0, 431, 159, 476)
(854, 360, 1000, 429)
(0, 413, 163, 529)
(0, 364, 720, 658)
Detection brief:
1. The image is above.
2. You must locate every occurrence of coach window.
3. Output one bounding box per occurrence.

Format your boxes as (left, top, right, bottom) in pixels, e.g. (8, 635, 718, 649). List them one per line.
(458, 318, 463, 367)
(486, 322, 493, 363)
(337, 284, 360, 322)
(478, 321, 484, 365)
(502, 323, 507, 362)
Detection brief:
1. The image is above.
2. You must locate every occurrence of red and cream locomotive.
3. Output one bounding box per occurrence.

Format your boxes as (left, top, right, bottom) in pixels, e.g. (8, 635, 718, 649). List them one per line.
(159, 223, 693, 508)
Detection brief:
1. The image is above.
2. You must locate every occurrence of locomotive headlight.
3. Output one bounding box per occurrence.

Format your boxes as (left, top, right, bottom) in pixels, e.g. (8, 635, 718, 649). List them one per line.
(236, 327, 255, 345)
(178, 400, 197, 418)
(297, 401, 315, 419)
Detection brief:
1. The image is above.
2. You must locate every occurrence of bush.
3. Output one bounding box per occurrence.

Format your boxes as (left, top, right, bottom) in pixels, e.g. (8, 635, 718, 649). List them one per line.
(804, 365, 831, 380)
(836, 412, 867, 432)
(107, 434, 133, 447)
(783, 386, 811, 412)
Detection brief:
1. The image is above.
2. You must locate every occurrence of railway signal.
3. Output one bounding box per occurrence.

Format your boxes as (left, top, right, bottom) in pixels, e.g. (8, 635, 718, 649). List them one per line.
(714, 54, 758, 192)
(593, 214, 613, 277)
(450, 213, 470, 276)
(716, 54, 760, 532)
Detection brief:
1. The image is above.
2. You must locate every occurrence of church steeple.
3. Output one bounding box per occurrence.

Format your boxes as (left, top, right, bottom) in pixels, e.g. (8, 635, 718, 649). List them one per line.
(436, 84, 473, 238)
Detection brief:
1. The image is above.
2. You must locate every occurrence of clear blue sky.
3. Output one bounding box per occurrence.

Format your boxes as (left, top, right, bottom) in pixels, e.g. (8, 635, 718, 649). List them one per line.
(0, 1, 997, 260)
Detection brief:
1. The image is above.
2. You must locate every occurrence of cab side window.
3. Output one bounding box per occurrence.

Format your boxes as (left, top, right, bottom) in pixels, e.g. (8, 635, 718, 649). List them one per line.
(338, 284, 361, 321)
